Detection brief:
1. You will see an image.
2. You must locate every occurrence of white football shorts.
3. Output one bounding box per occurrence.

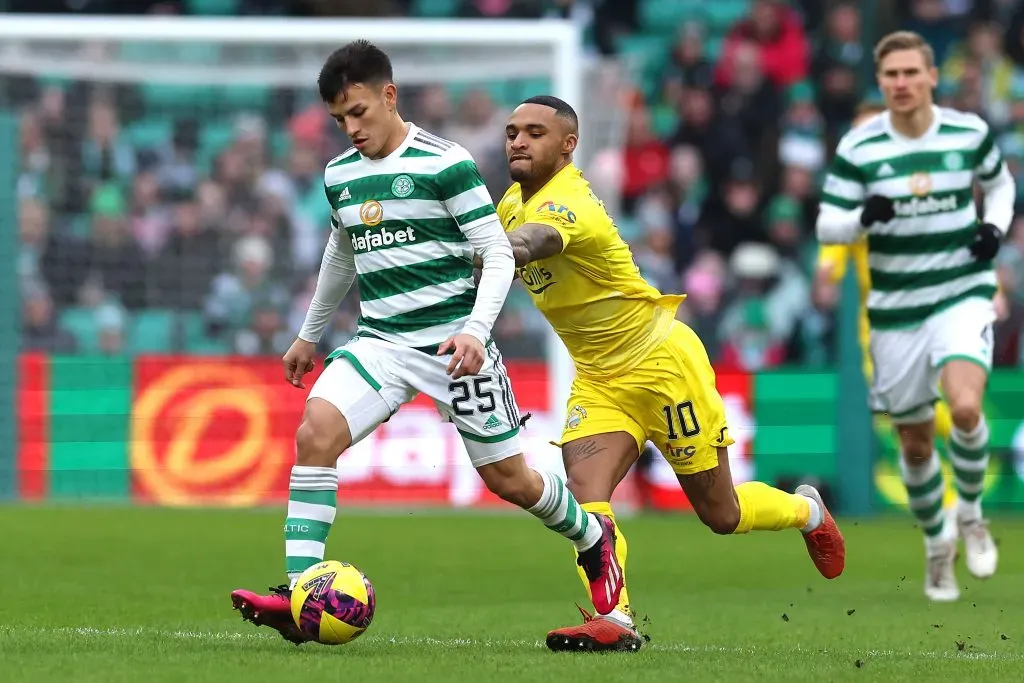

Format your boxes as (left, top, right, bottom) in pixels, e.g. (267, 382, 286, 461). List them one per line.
(868, 296, 995, 424)
(308, 335, 523, 467)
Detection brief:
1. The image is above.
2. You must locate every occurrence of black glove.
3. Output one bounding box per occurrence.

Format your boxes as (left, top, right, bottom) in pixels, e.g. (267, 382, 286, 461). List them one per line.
(969, 222, 1002, 261)
(860, 195, 896, 227)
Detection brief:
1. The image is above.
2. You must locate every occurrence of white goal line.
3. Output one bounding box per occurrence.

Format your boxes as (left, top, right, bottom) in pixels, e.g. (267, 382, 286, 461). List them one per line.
(3, 626, 1018, 662)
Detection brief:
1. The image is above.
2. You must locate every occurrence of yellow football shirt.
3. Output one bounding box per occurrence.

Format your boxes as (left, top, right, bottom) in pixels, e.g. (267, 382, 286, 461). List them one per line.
(496, 164, 686, 378)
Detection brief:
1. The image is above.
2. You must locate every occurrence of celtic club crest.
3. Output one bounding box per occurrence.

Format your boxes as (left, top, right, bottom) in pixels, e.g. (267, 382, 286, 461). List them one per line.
(391, 174, 415, 198)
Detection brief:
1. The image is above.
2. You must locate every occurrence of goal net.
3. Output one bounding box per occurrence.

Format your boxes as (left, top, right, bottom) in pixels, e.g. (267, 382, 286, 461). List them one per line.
(2, 16, 637, 506)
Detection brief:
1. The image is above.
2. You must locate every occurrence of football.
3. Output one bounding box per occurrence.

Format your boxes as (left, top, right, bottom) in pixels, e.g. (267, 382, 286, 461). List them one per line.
(290, 560, 376, 645)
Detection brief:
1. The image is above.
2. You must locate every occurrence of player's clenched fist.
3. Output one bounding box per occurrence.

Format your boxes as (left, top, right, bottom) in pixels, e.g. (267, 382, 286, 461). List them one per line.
(283, 338, 317, 389)
(438, 334, 485, 379)
(969, 222, 1002, 261)
(860, 194, 896, 227)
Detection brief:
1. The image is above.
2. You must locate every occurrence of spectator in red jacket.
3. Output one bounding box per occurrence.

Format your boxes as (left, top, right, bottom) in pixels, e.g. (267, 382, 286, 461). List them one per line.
(715, 0, 810, 89)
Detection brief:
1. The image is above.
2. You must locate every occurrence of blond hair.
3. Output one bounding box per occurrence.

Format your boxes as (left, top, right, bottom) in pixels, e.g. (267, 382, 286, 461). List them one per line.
(874, 31, 935, 69)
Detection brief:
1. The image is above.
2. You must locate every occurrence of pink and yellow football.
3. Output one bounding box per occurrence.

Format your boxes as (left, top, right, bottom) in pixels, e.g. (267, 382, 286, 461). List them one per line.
(290, 560, 375, 644)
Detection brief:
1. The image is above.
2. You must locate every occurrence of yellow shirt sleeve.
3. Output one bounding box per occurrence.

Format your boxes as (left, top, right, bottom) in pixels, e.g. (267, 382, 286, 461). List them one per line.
(525, 198, 593, 253)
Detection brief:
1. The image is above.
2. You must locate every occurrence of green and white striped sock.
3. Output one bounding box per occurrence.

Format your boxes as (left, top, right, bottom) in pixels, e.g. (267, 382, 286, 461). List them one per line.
(285, 465, 338, 587)
(950, 416, 990, 522)
(528, 470, 602, 552)
(899, 451, 946, 541)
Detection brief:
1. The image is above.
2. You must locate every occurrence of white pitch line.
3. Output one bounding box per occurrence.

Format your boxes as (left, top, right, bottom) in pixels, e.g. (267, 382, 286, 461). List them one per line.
(1, 627, 1019, 662)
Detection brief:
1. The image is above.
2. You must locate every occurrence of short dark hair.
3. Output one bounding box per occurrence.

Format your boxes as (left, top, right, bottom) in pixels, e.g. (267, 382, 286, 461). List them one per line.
(318, 40, 394, 103)
(521, 95, 579, 132)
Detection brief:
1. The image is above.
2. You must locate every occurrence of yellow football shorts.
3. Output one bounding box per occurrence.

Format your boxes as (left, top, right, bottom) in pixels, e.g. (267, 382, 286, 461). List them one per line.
(559, 321, 734, 475)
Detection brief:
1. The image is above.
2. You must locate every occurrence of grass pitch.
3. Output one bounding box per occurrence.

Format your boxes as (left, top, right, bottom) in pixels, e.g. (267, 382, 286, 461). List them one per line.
(0, 506, 1022, 682)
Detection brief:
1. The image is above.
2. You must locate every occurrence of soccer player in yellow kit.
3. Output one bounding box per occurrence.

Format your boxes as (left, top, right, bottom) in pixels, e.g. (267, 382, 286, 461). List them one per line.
(496, 96, 846, 652)
(814, 102, 955, 448)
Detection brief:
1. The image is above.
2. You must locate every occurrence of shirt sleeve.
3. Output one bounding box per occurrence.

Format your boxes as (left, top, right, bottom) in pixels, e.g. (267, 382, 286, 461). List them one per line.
(819, 141, 866, 212)
(298, 210, 357, 344)
(437, 148, 514, 346)
(974, 122, 1005, 183)
(974, 122, 1016, 235)
(524, 195, 591, 252)
(816, 138, 867, 244)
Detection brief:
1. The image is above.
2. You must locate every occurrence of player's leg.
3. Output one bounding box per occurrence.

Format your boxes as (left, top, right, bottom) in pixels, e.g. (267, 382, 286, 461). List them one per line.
(935, 300, 998, 579)
(416, 342, 623, 610)
(231, 342, 406, 641)
(891, 414, 959, 601)
(473, 451, 608, 562)
(474, 448, 641, 654)
(656, 322, 845, 577)
(473, 451, 627, 620)
(873, 323, 958, 601)
(673, 446, 843, 578)
(560, 400, 639, 600)
(542, 376, 647, 650)
(563, 431, 638, 620)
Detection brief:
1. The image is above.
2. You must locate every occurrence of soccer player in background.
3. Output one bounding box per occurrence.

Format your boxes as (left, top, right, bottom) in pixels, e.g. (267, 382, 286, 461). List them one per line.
(496, 95, 846, 653)
(231, 41, 623, 644)
(814, 100, 956, 545)
(816, 31, 1014, 601)
(816, 101, 957, 442)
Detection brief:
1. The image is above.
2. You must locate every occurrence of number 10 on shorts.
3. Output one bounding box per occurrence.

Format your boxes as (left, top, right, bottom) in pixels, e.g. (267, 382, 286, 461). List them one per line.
(663, 401, 700, 439)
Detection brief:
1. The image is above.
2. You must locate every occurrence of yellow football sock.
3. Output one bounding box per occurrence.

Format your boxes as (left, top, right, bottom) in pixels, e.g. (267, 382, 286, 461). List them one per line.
(574, 501, 631, 615)
(733, 481, 811, 534)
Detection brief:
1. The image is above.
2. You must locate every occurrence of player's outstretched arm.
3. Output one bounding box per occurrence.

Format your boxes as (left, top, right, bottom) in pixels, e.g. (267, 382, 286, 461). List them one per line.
(297, 218, 357, 344)
(506, 223, 565, 267)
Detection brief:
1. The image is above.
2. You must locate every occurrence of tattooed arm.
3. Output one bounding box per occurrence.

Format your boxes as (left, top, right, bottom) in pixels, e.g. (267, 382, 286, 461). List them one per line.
(505, 223, 565, 267)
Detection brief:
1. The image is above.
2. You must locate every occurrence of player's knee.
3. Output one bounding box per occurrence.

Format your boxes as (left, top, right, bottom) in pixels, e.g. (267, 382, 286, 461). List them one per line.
(948, 397, 981, 433)
(696, 501, 741, 535)
(897, 426, 933, 464)
(295, 402, 352, 467)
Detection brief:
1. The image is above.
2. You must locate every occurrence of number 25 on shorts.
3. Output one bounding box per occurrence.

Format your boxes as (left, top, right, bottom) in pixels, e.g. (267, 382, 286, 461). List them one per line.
(449, 378, 496, 416)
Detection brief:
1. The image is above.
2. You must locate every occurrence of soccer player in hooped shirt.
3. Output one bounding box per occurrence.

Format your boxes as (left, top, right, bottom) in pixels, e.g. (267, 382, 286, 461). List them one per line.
(231, 41, 623, 643)
(816, 31, 1015, 601)
(497, 96, 845, 653)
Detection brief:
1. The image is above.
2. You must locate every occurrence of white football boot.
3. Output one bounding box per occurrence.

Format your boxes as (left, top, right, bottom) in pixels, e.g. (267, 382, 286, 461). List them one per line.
(924, 539, 960, 602)
(959, 517, 998, 579)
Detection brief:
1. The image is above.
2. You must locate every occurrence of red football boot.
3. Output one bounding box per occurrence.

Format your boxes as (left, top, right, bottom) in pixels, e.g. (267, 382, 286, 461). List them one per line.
(576, 513, 624, 615)
(231, 585, 308, 645)
(796, 484, 846, 579)
(546, 604, 643, 653)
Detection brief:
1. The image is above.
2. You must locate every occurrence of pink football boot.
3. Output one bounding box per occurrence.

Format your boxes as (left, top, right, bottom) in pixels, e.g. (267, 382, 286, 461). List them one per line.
(231, 585, 308, 645)
(575, 513, 624, 616)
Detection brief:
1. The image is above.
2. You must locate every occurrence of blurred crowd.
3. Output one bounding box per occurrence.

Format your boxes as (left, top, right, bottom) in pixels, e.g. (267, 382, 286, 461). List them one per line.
(11, 0, 1024, 369)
